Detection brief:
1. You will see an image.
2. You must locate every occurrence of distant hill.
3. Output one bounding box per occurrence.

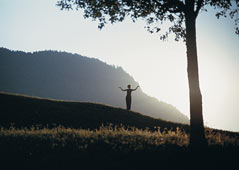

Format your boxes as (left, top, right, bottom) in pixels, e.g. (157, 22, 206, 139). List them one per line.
(0, 92, 189, 131)
(0, 47, 189, 124)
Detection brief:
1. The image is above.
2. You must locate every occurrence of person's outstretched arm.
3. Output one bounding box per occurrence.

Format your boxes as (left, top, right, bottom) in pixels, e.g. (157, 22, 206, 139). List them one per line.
(132, 86, 140, 91)
(118, 87, 127, 91)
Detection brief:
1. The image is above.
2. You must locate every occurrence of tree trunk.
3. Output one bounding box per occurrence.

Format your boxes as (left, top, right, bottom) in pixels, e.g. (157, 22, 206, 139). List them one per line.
(185, 10, 207, 148)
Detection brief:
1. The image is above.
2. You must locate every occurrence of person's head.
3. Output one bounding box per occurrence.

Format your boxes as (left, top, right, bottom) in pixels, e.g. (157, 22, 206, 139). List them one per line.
(127, 84, 131, 89)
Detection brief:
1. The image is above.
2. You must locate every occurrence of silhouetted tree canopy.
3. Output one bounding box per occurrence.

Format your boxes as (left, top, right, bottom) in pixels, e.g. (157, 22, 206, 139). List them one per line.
(57, 0, 239, 41)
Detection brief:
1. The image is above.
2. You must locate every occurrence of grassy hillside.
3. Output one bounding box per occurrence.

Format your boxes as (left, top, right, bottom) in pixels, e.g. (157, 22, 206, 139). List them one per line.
(0, 92, 189, 131)
(0, 92, 238, 170)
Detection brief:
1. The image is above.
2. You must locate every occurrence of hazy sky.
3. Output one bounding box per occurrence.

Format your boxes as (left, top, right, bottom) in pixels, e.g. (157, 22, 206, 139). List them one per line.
(0, 0, 238, 132)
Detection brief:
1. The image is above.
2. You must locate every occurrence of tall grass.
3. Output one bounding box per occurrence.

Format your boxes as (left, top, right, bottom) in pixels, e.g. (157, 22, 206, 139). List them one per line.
(1, 125, 238, 170)
(1, 124, 238, 150)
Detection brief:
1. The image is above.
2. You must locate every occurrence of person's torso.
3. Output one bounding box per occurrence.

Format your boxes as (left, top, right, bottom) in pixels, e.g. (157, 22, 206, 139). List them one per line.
(126, 89, 132, 97)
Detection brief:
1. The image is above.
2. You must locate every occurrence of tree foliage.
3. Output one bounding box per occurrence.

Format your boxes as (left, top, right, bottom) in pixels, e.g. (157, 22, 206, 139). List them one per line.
(57, 0, 239, 41)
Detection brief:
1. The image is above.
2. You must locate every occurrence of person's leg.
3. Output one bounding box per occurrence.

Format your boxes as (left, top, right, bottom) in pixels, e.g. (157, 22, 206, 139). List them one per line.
(126, 97, 131, 110)
(128, 98, 131, 110)
(126, 97, 130, 110)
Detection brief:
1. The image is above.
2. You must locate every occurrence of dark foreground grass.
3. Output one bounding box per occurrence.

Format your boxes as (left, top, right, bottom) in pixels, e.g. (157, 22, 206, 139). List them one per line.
(1, 93, 239, 169)
(1, 125, 238, 170)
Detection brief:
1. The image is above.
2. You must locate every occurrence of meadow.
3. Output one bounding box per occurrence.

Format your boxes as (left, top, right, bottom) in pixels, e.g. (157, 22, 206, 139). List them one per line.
(0, 93, 239, 169)
(1, 124, 238, 170)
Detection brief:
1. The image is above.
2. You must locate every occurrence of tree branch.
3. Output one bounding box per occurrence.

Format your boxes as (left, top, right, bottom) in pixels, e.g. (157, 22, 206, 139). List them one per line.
(195, 0, 203, 17)
(174, 0, 186, 13)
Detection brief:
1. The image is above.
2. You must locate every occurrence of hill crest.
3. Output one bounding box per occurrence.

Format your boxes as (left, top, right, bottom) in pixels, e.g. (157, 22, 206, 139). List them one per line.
(0, 47, 189, 124)
(0, 92, 189, 131)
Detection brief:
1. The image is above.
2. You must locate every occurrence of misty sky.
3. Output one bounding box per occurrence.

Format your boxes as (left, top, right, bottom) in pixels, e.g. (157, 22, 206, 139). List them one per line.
(0, 0, 238, 132)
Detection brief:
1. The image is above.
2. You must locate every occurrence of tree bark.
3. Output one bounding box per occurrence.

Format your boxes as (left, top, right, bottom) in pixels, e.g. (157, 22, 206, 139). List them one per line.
(185, 7, 207, 148)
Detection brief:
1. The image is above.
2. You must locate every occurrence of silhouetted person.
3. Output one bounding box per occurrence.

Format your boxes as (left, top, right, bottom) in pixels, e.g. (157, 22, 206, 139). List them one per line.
(119, 85, 140, 110)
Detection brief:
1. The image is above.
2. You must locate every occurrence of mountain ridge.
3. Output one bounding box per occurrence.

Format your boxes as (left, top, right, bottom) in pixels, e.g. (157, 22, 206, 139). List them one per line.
(0, 47, 189, 124)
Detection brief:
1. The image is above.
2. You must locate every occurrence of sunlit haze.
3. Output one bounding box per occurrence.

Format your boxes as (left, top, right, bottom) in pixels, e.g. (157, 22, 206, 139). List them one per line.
(0, 0, 238, 132)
